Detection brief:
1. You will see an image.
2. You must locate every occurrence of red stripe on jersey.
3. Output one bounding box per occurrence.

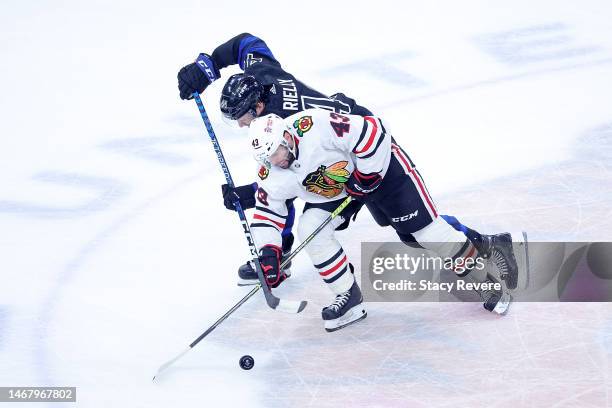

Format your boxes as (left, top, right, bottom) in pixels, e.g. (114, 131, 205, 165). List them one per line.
(354, 117, 378, 155)
(319, 255, 347, 277)
(392, 145, 438, 218)
(253, 214, 285, 229)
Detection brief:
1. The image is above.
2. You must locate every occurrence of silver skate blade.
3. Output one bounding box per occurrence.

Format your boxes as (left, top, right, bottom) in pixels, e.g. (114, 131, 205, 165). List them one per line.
(324, 305, 368, 332)
(512, 231, 530, 291)
(237, 279, 259, 287)
(493, 292, 513, 315)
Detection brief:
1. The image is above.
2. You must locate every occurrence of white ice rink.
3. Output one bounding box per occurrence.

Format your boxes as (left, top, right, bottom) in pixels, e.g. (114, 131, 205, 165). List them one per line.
(1, 1, 612, 406)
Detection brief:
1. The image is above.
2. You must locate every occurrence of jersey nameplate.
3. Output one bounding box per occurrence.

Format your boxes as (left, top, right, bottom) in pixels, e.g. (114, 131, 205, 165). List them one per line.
(278, 79, 299, 111)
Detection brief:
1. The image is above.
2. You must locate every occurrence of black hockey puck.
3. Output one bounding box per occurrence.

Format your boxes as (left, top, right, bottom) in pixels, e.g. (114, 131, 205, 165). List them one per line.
(239, 355, 254, 370)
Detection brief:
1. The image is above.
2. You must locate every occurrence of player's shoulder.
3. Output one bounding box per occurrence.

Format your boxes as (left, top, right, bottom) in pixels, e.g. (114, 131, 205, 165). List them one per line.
(285, 109, 331, 136)
(255, 164, 294, 198)
(285, 108, 324, 122)
(245, 59, 285, 84)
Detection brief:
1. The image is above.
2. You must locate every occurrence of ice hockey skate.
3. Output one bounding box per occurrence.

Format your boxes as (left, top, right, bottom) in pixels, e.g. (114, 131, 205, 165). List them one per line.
(478, 232, 523, 290)
(322, 280, 367, 332)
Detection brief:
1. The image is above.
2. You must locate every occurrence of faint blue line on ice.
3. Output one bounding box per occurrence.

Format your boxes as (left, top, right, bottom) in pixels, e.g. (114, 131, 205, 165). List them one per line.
(0, 172, 129, 218)
(473, 22, 602, 66)
(321, 50, 429, 88)
(32, 171, 204, 404)
(378, 57, 612, 109)
(99, 135, 199, 166)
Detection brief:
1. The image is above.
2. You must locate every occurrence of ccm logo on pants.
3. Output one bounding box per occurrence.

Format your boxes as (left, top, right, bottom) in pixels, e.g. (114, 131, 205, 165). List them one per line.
(391, 210, 419, 223)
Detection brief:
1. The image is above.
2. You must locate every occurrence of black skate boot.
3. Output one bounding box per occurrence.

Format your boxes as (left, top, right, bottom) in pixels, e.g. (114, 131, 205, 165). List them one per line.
(322, 279, 367, 332)
(476, 233, 519, 290)
(237, 234, 294, 286)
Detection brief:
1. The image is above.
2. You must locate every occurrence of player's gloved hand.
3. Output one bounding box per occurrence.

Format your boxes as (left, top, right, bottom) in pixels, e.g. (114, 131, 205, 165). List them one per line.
(177, 53, 220, 100)
(221, 183, 257, 210)
(258, 245, 287, 288)
(345, 170, 383, 202)
(335, 200, 364, 231)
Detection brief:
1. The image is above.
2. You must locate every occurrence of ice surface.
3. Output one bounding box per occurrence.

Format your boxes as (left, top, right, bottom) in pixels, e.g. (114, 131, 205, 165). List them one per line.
(1, 1, 612, 407)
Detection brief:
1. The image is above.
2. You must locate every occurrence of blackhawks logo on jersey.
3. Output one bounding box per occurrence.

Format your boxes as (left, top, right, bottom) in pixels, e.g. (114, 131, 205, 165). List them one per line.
(302, 161, 350, 198)
(258, 165, 269, 180)
(293, 115, 313, 137)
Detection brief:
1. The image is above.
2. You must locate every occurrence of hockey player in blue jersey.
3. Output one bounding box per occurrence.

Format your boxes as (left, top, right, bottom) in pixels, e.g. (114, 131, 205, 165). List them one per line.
(177, 33, 520, 296)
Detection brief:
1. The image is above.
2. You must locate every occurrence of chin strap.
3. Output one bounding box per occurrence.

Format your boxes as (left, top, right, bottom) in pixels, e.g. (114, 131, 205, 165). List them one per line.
(288, 134, 299, 159)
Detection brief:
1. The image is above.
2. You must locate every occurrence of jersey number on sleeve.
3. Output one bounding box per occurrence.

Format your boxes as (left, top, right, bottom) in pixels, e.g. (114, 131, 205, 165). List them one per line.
(329, 112, 350, 138)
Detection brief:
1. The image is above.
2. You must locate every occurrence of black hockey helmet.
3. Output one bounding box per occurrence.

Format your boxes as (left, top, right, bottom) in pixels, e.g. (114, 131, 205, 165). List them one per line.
(220, 74, 265, 120)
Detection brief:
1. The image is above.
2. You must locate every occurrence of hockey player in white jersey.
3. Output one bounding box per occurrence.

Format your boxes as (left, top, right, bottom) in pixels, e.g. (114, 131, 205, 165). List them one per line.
(246, 110, 518, 331)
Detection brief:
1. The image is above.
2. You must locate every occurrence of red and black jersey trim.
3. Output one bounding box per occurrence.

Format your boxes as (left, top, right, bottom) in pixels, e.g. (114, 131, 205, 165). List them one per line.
(255, 206, 287, 219)
(353, 116, 385, 158)
(251, 223, 280, 230)
(359, 131, 386, 159)
(252, 214, 285, 229)
(355, 119, 370, 148)
(253, 205, 287, 230)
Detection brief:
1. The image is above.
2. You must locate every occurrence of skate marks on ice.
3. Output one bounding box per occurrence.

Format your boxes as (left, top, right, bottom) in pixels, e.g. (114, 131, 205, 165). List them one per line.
(208, 298, 612, 408)
(434, 123, 612, 302)
(204, 123, 612, 407)
(31, 173, 207, 388)
(440, 122, 612, 241)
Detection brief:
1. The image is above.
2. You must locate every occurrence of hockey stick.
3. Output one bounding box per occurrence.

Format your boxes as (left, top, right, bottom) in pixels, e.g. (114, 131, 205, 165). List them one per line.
(152, 195, 353, 381)
(192, 93, 306, 314)
(152, 284, 259, 381)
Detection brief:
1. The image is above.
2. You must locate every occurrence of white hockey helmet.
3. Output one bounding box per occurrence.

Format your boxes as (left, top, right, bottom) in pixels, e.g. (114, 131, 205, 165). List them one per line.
(249, 114, 294, 168)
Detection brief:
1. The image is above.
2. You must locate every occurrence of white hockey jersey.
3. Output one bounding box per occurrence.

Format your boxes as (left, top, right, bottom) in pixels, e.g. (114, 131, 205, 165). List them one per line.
(250, 108, 391, 250)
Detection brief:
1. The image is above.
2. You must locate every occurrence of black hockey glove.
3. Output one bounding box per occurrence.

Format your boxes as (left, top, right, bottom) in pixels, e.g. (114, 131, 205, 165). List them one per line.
(177, 53, 220, 100)
(259, 245, 287, 288)
(221, 183, 257, 210)
(335, 200, 364, 231)
(345, 170, 383, 202)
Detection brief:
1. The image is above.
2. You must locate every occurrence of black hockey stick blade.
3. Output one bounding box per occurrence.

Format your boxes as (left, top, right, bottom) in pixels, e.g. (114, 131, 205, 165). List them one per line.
(253, 257, 307, 313)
